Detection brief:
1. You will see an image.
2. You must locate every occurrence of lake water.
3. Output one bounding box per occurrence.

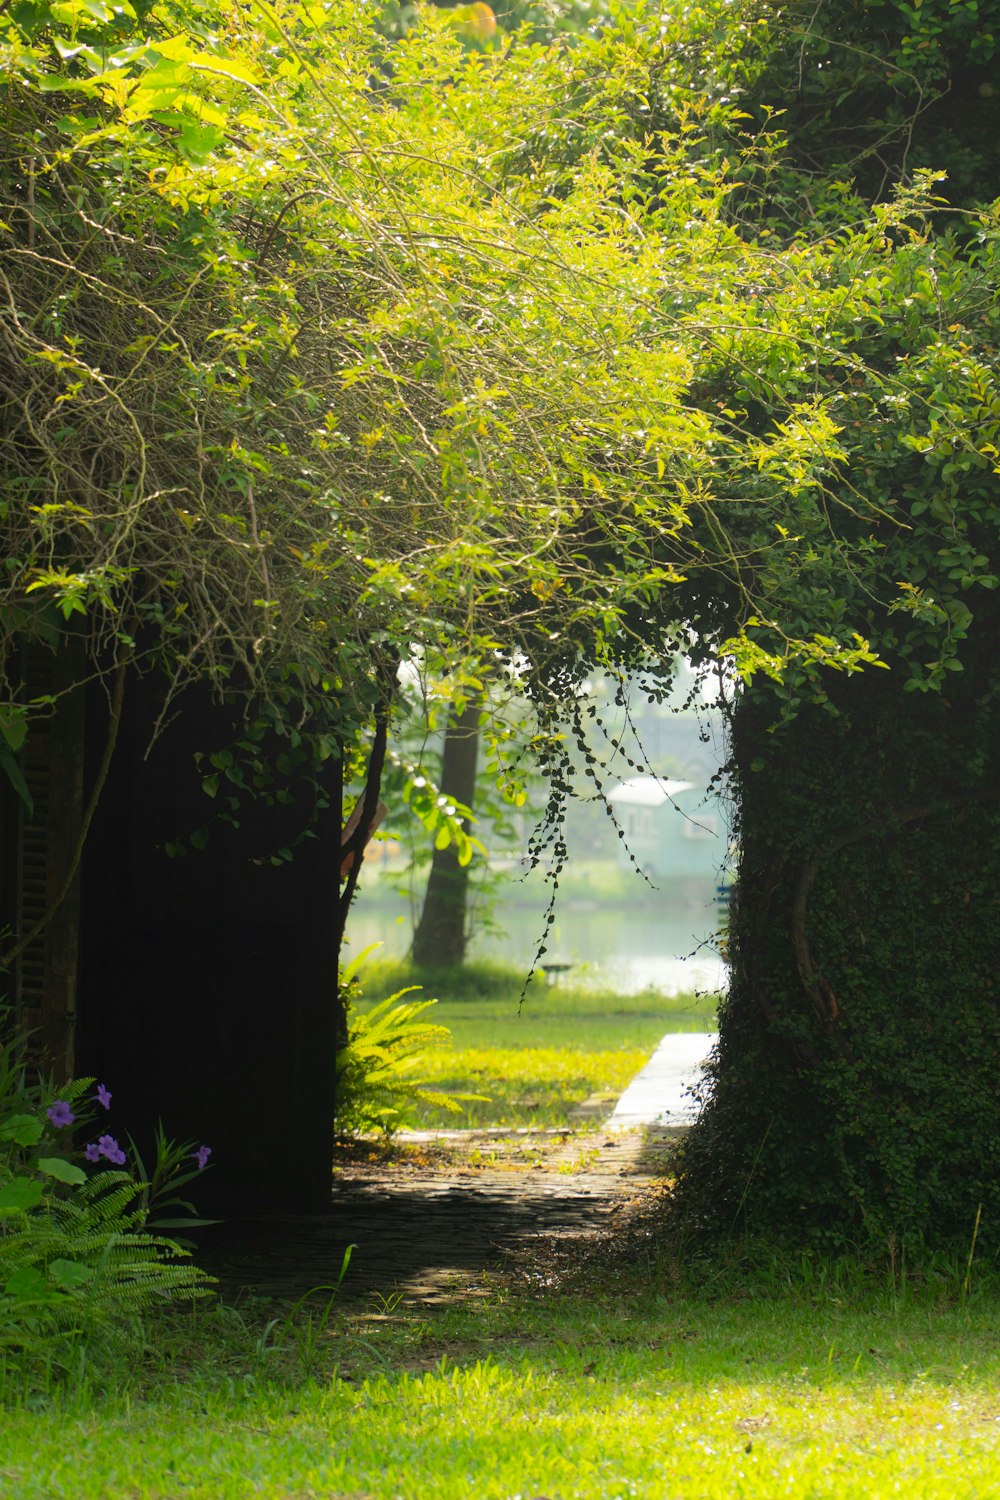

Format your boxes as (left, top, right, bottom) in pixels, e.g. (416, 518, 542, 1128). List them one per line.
(347, 874, 728, 999)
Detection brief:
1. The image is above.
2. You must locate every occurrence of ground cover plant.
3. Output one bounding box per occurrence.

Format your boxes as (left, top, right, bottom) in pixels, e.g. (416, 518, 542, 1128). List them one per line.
(344, 960, 715, 1130)
(7, 1260, 1000, 1498)
(0, 1024, 214, 1395)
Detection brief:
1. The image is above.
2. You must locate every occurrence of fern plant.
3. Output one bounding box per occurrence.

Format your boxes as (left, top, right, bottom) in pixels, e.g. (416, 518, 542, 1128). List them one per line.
(335, 947, 487, 1135)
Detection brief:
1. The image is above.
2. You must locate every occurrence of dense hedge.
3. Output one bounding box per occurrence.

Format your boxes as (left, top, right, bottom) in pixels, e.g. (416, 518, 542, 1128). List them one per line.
(676, 647, 1000, 1250)
(670, 0, 1000, 1253)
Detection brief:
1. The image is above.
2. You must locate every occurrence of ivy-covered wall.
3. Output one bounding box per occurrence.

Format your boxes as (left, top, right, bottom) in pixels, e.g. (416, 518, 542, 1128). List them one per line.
(676, 632, 1000, 1251)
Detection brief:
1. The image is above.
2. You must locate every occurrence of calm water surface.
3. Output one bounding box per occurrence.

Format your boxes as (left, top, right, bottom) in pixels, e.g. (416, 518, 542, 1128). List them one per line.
(348, 875, 728, 998)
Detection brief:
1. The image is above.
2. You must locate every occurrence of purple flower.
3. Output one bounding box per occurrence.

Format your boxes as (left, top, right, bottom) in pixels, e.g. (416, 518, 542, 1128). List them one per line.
(46, 1101, 75, 1128)
(99, 1134, 126, 1166)
(95, 1084, 112, 1110)
(85, 1134, 127, 1166)
(192, 1145, 212, 1171)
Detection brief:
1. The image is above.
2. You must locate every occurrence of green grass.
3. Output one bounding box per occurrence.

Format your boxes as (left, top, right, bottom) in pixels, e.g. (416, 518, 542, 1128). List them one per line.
(410, 1044, 649, 1127)
(9, 1273, 1000, 1498)
(367, 955, 717, 1009)
(353, 961, 715, 1129)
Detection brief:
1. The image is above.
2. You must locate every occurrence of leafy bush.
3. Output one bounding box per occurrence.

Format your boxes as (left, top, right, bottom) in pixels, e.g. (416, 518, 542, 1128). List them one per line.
(335, 949, 487, 1135)
(0, 1025, 214, 1386)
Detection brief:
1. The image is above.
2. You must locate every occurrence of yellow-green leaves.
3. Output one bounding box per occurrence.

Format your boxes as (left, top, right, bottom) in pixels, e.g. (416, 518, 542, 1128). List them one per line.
(399, 773, 484, 869)
(748, 404, 849, 495)
(7, 0, 1000, 766)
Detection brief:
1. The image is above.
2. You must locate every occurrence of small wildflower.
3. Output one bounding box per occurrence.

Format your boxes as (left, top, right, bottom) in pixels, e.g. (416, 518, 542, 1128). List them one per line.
(95, 1084, 112, 1110)
(192, 1145, 212, 1171)
(46, 1101, 75, 1128)
(96, 1134, 126, 1166)
(84, 1142, 102, 1163)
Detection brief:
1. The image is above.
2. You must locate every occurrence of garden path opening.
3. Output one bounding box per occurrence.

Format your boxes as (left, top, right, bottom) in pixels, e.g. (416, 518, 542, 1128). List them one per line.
(202, 1032, 715, 1304)
(201, 1123, 678, 1305)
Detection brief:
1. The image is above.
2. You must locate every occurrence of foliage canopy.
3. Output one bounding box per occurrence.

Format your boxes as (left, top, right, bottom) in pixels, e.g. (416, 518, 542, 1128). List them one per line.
(6, 0, 999, 774)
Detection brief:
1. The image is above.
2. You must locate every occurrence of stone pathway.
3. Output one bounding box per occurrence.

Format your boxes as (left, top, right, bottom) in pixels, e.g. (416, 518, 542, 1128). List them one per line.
(202, 1126, 676, 1305)
(202, 1032, 710, 1306)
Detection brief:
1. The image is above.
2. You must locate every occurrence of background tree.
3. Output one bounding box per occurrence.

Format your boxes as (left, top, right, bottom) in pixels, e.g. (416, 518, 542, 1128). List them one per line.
(410, 697, 482, 967)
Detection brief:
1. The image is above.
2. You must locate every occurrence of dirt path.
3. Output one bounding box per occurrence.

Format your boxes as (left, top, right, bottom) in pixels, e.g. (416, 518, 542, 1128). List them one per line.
(202, 1125, 681, 1305)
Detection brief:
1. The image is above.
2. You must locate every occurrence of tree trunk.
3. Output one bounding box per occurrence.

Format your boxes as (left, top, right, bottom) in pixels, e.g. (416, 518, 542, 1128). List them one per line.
(411, 701, 480, 968)
(674, 655, 1000, 1252)
(1, 637, 86, 1081)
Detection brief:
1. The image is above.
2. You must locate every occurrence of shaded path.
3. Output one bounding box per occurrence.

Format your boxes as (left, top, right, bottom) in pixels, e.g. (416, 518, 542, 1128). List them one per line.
(201, 1125, 682, 1306)
(201, 1031, 713, 1304)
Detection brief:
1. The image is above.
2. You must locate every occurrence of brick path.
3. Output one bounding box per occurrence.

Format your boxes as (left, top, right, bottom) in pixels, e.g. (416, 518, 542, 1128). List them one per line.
(202, 1125, 682, 1305)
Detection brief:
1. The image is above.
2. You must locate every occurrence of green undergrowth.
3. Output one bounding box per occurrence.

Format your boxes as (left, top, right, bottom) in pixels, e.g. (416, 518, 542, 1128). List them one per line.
(350, 963, 716, 1129)
(8, 1258, 1000, 1498)
(360, 957, 719, 1023)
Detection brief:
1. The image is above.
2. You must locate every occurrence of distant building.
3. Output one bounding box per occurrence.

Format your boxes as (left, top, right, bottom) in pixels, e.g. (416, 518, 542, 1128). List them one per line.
(607, 775, 729, 881)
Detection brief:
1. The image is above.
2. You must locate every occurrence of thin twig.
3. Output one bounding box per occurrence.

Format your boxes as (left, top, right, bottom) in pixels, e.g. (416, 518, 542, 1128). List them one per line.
(338, 695, 391, 926)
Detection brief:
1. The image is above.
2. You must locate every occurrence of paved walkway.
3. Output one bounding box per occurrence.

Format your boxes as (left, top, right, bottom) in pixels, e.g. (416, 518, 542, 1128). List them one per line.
(202, 1031, 714, 1304)
(201, 1127, 668, 1304)
(607, 1030, 717, 1130)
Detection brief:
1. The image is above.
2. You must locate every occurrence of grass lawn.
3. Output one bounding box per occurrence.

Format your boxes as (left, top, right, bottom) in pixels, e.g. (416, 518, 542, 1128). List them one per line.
(8, 1275, 1000, 1498)
(6, 971, 998, 1499)
(17, 961, 990, 1498)
(352, 960, 716, 1130)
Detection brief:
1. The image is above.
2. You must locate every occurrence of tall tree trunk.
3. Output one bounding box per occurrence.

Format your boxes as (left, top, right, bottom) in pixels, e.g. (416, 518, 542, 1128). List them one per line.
(411, 701, 480, 968)
(674, 651, 1000, 1252)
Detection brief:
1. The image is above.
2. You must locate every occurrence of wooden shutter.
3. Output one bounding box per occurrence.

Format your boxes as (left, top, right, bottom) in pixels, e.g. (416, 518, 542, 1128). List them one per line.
(13, 641, 85, 1080)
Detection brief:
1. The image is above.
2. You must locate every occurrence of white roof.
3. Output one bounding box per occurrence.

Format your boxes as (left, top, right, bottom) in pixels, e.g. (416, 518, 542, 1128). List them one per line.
(607, 776, 695, 807)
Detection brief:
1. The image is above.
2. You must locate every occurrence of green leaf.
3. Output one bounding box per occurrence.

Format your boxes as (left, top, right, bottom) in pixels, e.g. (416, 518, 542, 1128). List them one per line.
(0, 1113, 43, 1146)
(0, 1177, 45, 1215)
(4, 1267, 48, 1300)
(37, 1156, 88, 1185)
(178, 122, 225, 163)
(36, 76, 102, 97)
(0, 746, 33, 817)
(0, 705, 28, 753)
(48, 1258, 95, 1288)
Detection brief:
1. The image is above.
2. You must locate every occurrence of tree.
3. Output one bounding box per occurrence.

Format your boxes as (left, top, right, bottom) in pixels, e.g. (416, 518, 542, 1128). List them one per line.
(379, 661, 544, 971)
(410, 699, 481, 967)
(669, 0, 1000, 1254)
(5, 0, 997, 1224)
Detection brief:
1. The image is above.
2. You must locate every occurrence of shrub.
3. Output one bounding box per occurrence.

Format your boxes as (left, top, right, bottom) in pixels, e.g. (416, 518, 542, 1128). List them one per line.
(335, 949, 486, 1135)
(0, 1024, 214, 1387)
